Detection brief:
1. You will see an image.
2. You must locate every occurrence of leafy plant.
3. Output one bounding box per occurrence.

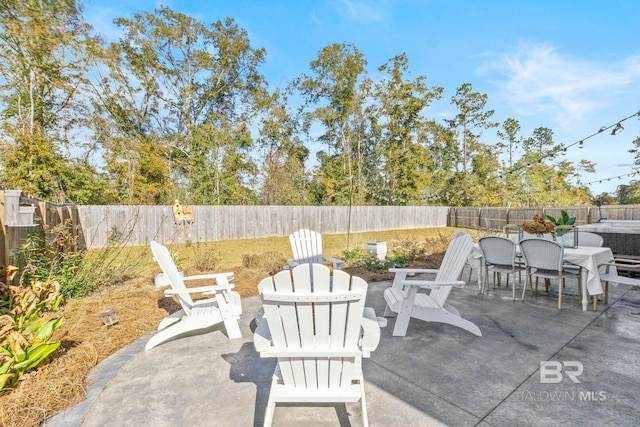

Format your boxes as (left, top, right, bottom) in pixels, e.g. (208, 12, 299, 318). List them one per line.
(341, 247, 370, 264)
(0, 277, 64, 389)
(362, 255, 395, 272)
(546, 210, 576, 236)
(391, 238, 428, 262)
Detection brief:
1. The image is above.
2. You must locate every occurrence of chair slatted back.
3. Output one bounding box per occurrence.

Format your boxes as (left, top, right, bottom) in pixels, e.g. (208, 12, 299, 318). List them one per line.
(258, 263, 367, 389)
(520, 238, 564, 272)
(151, 241, 194, 314)
(430, 233, 474, 305)
(289, 229, 325, 265)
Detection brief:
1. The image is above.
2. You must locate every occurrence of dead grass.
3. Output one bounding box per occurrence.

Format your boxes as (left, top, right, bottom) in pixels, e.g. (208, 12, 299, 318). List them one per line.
(0, 227, 472, 427)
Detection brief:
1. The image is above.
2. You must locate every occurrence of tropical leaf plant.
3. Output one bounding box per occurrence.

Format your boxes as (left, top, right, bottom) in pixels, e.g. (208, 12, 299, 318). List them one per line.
(0, 275, 64, 389)
(546, 210, 576, 236)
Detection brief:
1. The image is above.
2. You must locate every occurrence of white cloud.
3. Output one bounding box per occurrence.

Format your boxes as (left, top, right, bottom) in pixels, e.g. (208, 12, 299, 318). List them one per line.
(480, 42, 640, 128)
(335, 0, 386, 22)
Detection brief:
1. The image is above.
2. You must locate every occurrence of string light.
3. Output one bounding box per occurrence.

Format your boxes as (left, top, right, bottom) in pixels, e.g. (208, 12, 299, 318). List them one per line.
(610, 123, 624, 135)
(586, 171, 639, 186)
(504, 109, 640, 176)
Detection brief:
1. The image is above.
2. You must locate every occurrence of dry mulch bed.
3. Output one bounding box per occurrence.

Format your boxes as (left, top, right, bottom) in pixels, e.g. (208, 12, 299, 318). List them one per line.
(0, 267, 264, 427)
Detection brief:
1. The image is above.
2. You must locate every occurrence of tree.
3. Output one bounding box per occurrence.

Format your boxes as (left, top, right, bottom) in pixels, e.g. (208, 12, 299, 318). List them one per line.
(0, 0, 107, 202)
(257, 89, 310, 205)
(496, 118, 522, 170)
(367, 53, 443, 205)
(522, 127, 557, 159)
(91, 8, 267, 204)
(295, 43, 368, 205)
(445, 83, 498, 173)
(617, 182, 640, 204)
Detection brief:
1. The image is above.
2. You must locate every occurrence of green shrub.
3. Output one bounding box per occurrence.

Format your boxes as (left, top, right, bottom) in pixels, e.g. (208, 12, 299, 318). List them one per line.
(341, 247, 370, 264)
(14, 222, 141, 298)
(14, 228, 89, 297)
(0, 278, 64, 389)
(391, 238, 427, 262)
(362, 255, 395, 272)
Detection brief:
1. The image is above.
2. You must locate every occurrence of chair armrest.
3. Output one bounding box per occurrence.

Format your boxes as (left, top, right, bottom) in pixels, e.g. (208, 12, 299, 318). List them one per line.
(400, 279, 466, 289)
(389, 267, 439, 275)
(182, 272, 234, 295)
(165, 284, 233, 296)
(323, 256, 345, 269)
(182, 272, 234, 283)
(601, 258, 640, 267)
(360, 307, 381, 357)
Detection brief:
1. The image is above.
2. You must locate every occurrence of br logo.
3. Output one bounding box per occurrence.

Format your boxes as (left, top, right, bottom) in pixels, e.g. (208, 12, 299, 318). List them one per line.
(540, 361, 583, 384)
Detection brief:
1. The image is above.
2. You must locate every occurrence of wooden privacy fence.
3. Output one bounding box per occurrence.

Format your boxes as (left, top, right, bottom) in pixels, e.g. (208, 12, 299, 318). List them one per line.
(76, 205, 450, 248)
(3, 188, 640, 257)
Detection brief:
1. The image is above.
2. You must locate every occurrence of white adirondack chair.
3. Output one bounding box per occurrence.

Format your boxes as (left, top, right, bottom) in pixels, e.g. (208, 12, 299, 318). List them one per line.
(383, 232, 481, 337)
(286, 228, 344, 270)
(254, 263, 381, 427)
(146, 241, 243, 351)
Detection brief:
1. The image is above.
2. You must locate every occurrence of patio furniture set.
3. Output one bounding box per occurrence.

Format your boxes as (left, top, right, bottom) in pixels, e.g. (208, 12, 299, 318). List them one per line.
(147, 227, 640, 426)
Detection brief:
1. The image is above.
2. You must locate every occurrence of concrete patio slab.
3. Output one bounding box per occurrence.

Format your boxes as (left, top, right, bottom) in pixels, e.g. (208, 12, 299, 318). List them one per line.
(45, 269, 640, 427)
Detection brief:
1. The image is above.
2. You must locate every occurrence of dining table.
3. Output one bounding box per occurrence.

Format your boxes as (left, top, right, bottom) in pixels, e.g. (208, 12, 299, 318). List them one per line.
(472, 244, 616, 311)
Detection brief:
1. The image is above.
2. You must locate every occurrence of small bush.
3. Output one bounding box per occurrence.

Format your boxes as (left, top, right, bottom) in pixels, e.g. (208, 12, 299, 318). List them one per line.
(341, 247, 370, 264)
(391, 238, 427, 262)
(191, 244, 221, 272)
(362, 255, 395, 272)
(242, 251, 286, 275)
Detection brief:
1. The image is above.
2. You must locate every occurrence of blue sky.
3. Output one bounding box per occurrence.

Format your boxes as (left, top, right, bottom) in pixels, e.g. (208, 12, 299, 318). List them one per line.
(83, 0, 640, 196)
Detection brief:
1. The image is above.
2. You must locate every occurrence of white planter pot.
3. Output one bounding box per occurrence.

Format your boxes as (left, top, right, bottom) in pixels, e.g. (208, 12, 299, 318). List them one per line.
(367, 241, 387, 261)
(154, 271, 184, 288)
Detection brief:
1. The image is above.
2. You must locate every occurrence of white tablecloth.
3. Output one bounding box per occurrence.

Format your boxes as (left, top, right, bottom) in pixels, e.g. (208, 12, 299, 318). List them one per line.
(563, 246, 614, 296)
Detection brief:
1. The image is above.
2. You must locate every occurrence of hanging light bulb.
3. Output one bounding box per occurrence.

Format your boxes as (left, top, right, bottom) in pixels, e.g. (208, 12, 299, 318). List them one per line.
(610, 123, 624, 135)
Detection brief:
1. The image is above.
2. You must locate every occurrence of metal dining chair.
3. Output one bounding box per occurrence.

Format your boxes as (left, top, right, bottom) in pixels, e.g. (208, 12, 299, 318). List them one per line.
(478, 235, 525, 299)
(519, 238, 582, 309)
(576, 231, 604, 247)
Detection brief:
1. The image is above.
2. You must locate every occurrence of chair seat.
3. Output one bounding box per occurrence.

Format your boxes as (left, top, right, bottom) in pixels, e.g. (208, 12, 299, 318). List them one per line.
(270, 378, 363, 402)
(529, 267, 579, 279)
